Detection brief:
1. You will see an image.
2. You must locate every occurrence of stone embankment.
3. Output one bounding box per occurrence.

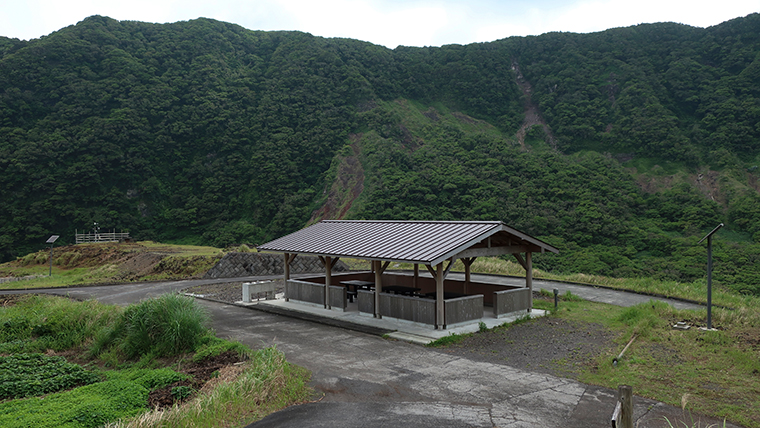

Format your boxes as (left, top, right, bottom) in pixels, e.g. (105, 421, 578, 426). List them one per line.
(0, 275, 44, 284)
(203, 252, 348, 279)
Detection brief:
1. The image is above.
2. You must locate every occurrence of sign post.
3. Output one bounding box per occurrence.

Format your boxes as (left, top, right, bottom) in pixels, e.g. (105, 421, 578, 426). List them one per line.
(46, 235, 59, 277)
(697, 223, 723, 330)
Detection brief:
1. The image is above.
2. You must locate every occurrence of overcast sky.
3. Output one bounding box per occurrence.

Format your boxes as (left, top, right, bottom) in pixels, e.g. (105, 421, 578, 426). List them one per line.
(1, 0, 758, 48)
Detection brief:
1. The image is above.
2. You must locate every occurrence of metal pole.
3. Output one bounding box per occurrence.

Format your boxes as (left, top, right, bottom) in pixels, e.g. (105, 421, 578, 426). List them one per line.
(697, 223, 722, 331)
(49, 242, 54, 276)
(707, 235, 713, 330)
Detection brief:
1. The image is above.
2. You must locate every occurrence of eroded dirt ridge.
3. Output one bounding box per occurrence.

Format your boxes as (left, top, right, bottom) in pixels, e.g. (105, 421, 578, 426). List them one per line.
(309, 138, 365, 223)
(512, 60, 557, 151)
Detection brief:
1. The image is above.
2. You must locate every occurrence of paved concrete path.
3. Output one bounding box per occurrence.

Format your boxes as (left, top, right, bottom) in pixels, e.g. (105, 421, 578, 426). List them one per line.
(446, 272, 705, 311)
(1, 275, 736, 428)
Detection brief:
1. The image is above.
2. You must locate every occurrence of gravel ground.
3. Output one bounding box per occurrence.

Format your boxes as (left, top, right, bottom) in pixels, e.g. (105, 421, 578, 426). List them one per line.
(183, 283, 617, 380)
(433, 315, 616, 379)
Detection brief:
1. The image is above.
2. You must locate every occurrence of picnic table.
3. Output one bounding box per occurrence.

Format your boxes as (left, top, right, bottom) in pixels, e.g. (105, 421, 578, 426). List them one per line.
(382, 285, 421, 296)
(424, 291, 467, 300)
(341, 280, 375, 302)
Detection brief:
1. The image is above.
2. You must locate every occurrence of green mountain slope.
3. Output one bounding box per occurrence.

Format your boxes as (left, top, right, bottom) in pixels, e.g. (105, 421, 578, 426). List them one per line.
(1, 14, 759, 293)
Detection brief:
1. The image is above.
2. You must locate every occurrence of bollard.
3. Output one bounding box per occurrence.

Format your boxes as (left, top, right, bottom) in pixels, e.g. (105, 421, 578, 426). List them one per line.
(610, 385, 633, 428)
(553, 288, 559, 309)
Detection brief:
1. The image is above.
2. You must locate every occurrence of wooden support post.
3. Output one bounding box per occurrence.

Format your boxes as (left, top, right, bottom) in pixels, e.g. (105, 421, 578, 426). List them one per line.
(374, 260, 383, 318)
(526, 252, 533, 313)
(435, 263, 444, 329)
(324, 256, 332, 309)
(611, 385, 633, 428)
(284, 253, 291, 301)
(462, 257, 475, 294)
(414, 264, 419, 288)
(513, 253, 526, 269)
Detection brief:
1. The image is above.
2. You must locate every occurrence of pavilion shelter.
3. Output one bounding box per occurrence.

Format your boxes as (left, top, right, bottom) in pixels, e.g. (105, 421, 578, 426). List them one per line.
(257, 220, 558, 329)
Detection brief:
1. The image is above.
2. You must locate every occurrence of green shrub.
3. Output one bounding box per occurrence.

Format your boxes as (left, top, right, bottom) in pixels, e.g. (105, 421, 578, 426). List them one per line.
(92, 293, 211, 360)
(0, 353, 101, 399)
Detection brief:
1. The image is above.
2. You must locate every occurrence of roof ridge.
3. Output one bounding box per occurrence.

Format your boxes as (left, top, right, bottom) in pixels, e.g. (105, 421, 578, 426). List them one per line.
(321, 220, 503, 224)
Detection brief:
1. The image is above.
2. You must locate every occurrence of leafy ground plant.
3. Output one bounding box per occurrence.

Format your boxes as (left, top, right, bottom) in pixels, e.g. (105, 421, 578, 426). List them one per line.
(0, 379, 149, 428)
(0, 353, 101, 399)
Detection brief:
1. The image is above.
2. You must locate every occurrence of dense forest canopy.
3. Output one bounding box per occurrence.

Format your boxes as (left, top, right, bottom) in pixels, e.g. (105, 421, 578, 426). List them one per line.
(1, 14, 759, 293)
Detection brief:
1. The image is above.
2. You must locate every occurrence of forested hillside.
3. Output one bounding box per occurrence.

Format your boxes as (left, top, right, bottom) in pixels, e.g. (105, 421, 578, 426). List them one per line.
(1, 14, 759, 293)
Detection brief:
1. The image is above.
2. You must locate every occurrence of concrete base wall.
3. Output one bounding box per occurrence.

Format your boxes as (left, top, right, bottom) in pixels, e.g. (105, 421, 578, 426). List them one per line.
(328, 285, 347, 310)
(445, 295, 484, 325)
(379, 293, 436, 324)
(204, 253, 348, 279)
(493, 288, 531, 318)
(286, 280, 325, 305)
(358, 289, 374, 314)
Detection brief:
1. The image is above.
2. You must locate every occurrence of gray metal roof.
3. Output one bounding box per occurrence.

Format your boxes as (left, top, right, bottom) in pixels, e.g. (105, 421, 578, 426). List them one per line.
(257, 220, 558, 266)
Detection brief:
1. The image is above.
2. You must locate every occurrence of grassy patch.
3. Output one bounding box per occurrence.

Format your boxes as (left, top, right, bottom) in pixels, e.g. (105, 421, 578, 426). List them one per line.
(0, 294, 312, 428)
(553, 300, 760, 427)
(0, 294, 120, 353)
(109, 347, 312, 428)
(0, 241, 224, 290)
(426, 332, 471, 347)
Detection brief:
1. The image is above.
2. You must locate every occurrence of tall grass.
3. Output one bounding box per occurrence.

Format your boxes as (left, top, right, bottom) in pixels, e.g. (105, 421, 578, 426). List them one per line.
(107, 347, 312, 428)
(91, 293, 211, 360)
(0, 294, 121, 353)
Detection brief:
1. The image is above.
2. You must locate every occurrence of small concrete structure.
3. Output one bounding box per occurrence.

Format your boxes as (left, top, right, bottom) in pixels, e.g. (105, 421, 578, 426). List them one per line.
(242, 281, 277, 302)
(258, 220, 559, 329)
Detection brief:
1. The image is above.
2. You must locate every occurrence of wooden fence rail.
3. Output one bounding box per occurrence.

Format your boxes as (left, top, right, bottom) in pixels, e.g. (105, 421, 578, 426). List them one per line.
(75, 231, 131, 244)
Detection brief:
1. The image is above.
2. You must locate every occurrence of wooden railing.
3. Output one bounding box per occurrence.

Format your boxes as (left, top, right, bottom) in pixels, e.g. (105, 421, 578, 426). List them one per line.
(75, 231, 131, 244)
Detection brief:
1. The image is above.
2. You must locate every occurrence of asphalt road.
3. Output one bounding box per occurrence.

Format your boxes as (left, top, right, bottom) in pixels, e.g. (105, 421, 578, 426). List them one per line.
(1, 276, 739, 428)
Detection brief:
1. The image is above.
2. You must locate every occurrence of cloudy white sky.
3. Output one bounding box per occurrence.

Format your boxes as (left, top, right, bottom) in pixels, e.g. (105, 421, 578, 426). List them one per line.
(1, 0, 758, 48)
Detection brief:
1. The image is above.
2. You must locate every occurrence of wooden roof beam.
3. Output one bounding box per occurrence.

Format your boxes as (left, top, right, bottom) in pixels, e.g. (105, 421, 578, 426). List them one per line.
(456, 245, 530, 259)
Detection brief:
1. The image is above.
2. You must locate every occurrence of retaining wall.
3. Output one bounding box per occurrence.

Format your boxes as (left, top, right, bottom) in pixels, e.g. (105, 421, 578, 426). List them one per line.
(204, 252, 348, 279)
